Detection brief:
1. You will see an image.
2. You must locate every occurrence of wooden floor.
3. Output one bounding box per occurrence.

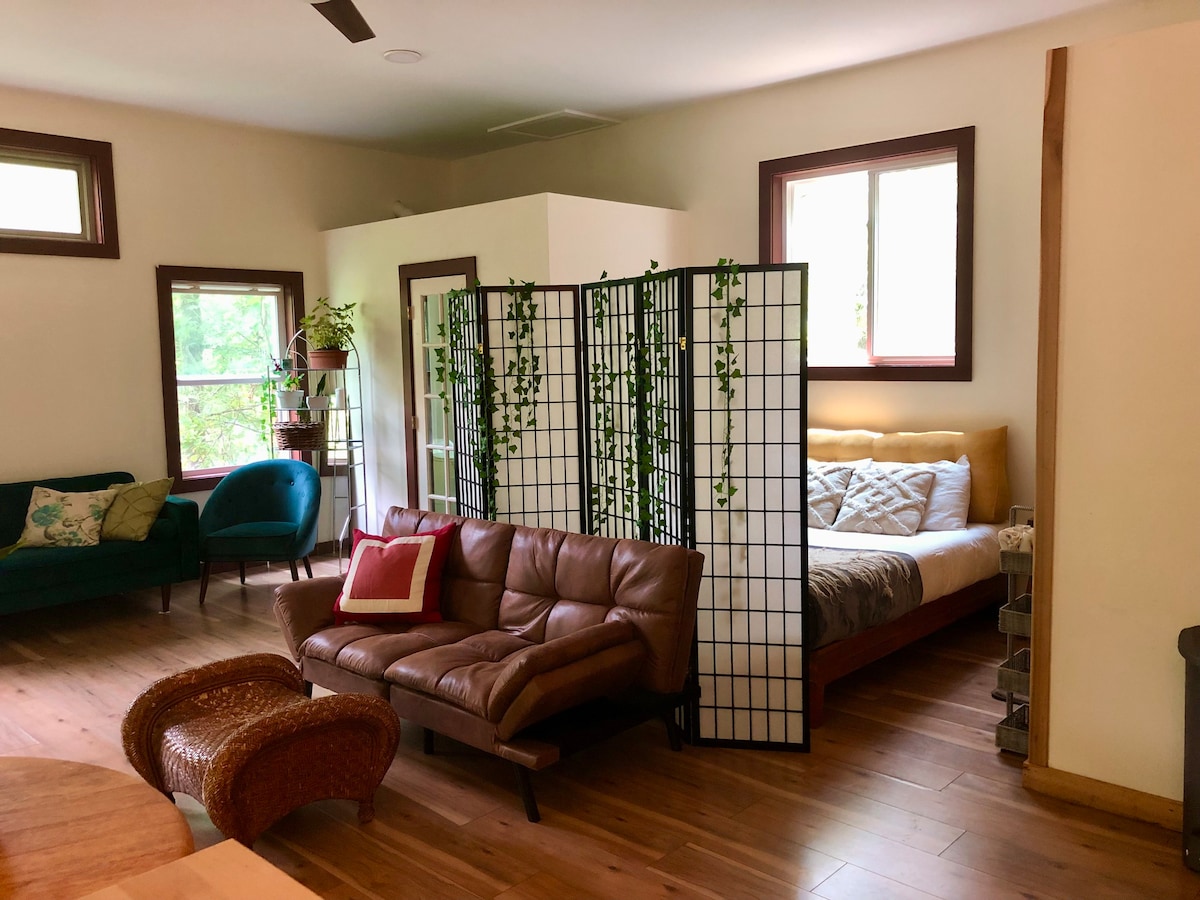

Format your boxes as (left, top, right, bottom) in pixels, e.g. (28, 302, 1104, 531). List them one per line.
(2, 558, 1197, 900)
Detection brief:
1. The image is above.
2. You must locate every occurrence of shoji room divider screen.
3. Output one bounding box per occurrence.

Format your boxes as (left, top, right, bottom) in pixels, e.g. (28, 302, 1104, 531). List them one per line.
(443, 264, 808, 748)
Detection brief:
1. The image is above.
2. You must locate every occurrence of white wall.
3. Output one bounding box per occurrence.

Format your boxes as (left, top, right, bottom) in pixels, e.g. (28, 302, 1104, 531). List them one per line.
(446, 0, 1200, 508)
(322, 193, 687, 522)
(1051, 19, 1200, 801)
(0, 83, 449, 514)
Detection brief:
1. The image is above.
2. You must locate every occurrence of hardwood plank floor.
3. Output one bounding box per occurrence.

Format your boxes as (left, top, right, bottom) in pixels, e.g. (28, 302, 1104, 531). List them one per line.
(2, 558, 1197, 899)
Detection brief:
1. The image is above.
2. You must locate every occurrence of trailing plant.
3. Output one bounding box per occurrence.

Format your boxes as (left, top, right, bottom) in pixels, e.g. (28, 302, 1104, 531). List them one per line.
(588, 272, 621, 529)
(431, 280, 541, 520)
(433, 283, 500, 518)
(495, 279, 542, 455)
(711, 258, 744, 508)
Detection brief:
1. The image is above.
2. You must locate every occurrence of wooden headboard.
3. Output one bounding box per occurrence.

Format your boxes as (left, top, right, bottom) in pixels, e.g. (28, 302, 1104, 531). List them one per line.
(807, 426, 1011, 524)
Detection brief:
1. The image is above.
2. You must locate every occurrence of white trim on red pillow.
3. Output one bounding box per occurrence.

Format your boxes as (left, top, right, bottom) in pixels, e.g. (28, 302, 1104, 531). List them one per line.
(333, 523, 455, 624)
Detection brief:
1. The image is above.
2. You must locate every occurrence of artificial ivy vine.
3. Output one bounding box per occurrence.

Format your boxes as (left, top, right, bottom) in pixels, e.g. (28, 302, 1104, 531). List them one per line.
(432, 280, 542, 520)
(711, 258, 744, 508)
(588, 272, 620, 529)
(496, 279, 542, 455)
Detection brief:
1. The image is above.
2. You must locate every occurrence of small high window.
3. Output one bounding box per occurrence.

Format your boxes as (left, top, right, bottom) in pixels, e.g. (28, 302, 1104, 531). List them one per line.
(0, 127, 120, 258)
(760, 127, 974, 381)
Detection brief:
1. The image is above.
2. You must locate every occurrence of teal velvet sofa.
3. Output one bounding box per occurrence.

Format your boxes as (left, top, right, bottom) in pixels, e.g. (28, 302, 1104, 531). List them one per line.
(0, 472, 200, 615)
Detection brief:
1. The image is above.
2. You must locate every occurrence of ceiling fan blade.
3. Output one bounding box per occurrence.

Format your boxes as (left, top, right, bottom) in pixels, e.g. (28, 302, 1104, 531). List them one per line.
(311, 0, 375, 43)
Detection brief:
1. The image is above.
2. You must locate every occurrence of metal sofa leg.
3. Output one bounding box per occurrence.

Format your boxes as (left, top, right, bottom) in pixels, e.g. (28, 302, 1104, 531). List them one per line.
(661, 710, 684, 752)
(199, 562, 211, 605)
(513, 764, 541, 823)
(303, 556, 313, 579)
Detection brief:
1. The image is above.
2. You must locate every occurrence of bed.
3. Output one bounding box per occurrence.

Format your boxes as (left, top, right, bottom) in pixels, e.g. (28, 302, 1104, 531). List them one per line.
(804, 425, 1011, 727)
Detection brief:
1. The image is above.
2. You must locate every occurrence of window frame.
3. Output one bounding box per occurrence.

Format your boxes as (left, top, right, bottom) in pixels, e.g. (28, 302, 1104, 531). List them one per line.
(0, 127, 120, 259)
(759, 126, 974, 381)
(156, 265, 306, 493)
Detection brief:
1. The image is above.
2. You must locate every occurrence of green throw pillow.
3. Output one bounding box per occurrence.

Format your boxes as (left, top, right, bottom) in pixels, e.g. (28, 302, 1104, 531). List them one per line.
(102, 477, 174, 542)
(20, 486, 118, 547)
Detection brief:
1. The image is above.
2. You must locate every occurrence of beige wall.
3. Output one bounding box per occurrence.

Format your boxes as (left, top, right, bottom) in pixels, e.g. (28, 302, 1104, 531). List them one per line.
(322, 193, 687, 519)
(0, 84, 449, 496)
(1051, 19, 1200, 801)
(446, 0, 1200, 507)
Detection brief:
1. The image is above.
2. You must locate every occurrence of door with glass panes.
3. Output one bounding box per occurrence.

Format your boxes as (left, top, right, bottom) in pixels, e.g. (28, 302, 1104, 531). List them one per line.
(409, 275, 467, 513)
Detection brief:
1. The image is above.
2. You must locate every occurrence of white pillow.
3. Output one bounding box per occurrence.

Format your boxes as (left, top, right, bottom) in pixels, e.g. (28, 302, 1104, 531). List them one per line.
(807, 463, 854, 528)
(875, 455, 972, 531)
(831, 465, 935, 536)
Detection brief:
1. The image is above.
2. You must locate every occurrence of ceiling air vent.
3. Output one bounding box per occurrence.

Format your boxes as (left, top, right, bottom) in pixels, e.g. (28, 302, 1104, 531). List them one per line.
(487, 109, 618, 141)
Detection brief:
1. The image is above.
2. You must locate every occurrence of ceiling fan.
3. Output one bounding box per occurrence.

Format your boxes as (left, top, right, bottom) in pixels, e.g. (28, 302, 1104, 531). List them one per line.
(306, 0, 375, 43)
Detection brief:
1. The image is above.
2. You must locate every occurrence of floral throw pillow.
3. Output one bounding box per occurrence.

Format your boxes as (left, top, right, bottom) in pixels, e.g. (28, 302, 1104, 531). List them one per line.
(20, 486, 119, 548)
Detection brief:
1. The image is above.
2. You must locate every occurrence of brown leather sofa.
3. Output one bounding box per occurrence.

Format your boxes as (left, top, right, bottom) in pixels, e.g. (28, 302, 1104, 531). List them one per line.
(272, 507, 704, 821)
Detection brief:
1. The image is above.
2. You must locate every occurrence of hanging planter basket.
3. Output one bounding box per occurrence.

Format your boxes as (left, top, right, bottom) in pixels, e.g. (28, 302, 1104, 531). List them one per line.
(273, 420, 326, 451)
(307, 348, 349, 369)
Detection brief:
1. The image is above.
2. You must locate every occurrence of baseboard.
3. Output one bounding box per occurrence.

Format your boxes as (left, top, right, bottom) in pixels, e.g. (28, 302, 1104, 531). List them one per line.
(1023, 763, 1182, 831)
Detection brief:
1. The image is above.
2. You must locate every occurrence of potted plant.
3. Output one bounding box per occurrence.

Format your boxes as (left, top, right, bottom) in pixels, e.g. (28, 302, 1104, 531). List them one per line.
(306, 374, 330, 411)
(276, 372, 304, 409)
(300, 297, 356, 369)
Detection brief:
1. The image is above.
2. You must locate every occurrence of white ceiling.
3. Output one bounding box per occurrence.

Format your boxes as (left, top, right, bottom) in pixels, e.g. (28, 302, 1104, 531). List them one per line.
(3, 0, 1121, 160)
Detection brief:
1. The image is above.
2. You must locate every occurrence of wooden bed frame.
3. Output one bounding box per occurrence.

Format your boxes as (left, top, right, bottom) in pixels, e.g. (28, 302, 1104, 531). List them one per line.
(806, 573, 1006, 727)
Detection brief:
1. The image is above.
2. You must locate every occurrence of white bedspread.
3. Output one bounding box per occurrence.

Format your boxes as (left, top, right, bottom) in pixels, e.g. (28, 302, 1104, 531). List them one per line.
(808, 523, 1003, 604)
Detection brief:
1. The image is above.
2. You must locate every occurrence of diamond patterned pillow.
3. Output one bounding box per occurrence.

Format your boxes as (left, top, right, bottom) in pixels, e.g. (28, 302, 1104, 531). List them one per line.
(20, 486, 119, 547)
(831, 465, 935, 536)
(102, 476, 174, 541)
(807, 463, 854, 528)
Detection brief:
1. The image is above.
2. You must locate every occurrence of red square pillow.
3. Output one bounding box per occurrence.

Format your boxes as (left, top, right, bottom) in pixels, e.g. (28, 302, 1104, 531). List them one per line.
(333, 523, 455, 625)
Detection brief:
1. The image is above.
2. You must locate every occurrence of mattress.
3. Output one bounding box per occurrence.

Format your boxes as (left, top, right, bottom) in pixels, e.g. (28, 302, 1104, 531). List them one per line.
(809, 522, 1003, 604)
(807, 523, 1003, 647)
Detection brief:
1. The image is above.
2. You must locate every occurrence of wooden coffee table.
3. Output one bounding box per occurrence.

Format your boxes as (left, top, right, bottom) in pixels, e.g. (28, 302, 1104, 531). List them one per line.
(0, 756, 194, 899)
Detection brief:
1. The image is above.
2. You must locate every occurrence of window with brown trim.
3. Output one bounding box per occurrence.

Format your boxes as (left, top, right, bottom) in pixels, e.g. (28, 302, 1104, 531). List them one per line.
(156, 266, 305, 493)
(0, 127, 120, 259)
(760, 127, 974, 381)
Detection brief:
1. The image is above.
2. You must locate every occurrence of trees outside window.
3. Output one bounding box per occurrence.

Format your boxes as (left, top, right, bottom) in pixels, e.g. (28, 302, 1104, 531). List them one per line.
(156, 266, 305, 492)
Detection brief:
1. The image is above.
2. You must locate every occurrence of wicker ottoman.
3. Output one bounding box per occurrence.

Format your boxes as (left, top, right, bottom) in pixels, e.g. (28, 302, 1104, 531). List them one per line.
(122, 653, 400, 847)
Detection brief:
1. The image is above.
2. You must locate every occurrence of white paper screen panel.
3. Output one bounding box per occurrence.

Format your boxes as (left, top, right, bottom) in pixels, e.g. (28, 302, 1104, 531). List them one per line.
(690, 266, 809, 747)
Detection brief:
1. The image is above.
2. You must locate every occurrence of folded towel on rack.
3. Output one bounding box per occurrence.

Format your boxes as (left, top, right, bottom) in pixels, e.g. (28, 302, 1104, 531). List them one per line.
(998, 525, 1034, 552)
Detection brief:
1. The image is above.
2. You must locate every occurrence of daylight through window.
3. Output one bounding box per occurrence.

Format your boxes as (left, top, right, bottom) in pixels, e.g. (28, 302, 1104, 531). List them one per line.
(761, 127, 974, 381)
(156, 266, 305, 491)
(0, 127, 119, 258)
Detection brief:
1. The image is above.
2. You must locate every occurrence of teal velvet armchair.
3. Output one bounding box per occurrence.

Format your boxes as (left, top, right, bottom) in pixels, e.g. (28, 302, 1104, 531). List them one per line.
(198, 459, 321, 604)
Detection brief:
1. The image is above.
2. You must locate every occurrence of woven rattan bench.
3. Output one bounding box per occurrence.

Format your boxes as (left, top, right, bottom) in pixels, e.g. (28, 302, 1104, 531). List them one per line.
(122, 653, 400, 846)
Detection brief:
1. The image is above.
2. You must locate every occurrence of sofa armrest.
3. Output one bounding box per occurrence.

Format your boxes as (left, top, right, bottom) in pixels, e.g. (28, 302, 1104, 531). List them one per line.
(487, 620, 640, 720)
(273, 576, 343, 660)
(160, 495, 200, 580)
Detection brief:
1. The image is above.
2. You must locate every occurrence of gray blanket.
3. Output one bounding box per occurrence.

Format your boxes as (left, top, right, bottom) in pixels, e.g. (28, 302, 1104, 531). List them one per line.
(808, 546, 923, 648)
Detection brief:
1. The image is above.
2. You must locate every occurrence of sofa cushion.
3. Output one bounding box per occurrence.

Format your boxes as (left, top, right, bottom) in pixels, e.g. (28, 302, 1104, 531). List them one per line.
(0, 472, 132, 545)
(333, 524, 454, 625)
(20, 486, 118, 547)
(203, 521, 296, 559)
(102, 477, 174, 542)
(301, 621, 484, 681)
(385, 621, 644, 726)
(385, 631, 538, 720)
(0, 539, 179, 594)
(382, 508, 514, 630)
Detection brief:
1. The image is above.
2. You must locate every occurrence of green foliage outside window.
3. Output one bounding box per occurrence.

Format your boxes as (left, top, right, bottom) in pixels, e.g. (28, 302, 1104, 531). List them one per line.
(173, 291, 280, 472)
